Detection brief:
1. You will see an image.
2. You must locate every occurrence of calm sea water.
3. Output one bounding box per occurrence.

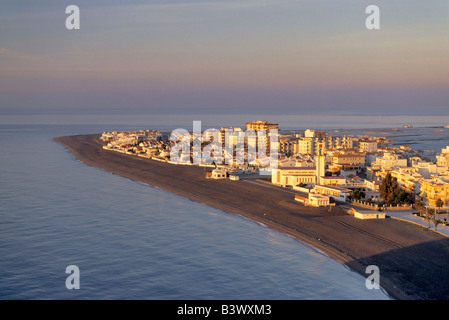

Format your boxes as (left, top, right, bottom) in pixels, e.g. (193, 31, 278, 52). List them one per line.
(4, 117, 447, 300)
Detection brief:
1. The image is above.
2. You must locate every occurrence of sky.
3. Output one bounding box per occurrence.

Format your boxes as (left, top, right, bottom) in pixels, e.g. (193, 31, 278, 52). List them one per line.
(0, 0, 448, 117)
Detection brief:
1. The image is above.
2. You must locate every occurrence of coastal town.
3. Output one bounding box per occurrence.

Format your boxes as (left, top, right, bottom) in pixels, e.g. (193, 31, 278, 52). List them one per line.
(99, 121, 449, 226)
(55, 124, 449, 300)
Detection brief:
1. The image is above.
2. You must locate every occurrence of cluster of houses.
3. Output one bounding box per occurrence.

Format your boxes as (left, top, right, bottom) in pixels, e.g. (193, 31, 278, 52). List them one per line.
(100, 130, 172, 159)
(385, 147, 449, 208)
(273, 129, 449, 213)
(101, 121, 280, 169)
(100, 124, 449, 216)
(99, 129, 176, 163)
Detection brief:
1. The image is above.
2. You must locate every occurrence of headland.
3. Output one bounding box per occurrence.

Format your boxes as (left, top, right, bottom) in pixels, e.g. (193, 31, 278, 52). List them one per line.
(54, 134, 449, 300)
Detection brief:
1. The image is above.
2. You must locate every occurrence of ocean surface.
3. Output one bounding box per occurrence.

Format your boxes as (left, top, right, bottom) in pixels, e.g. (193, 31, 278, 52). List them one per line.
(1, 115, 448, 300)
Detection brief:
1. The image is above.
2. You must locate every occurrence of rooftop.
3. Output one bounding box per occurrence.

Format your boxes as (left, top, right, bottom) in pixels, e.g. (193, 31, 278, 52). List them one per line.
(321, 176, 346, 180)
(276, 166, 317, 171)
(315, 185, 353, 192)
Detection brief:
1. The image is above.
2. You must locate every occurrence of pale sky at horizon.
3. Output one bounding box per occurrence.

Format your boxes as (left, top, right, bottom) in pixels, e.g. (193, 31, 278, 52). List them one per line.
(0, 0, 448, 116)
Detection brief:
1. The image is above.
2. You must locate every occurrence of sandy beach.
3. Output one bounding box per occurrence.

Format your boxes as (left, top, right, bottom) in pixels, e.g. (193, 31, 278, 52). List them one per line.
(54, 134, 449, 300)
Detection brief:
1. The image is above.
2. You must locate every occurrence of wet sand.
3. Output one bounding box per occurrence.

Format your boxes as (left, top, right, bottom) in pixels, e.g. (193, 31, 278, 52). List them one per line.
(54, 134, 449, 300)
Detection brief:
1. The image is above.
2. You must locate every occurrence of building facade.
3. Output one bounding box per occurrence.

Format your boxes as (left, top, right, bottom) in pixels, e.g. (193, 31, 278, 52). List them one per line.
(313, 185, 352, 202)
(271, 167, 317, 186)
(420, 177, 449, 207)
(244, 120, 279, 156)
(359, 141, 378, 153)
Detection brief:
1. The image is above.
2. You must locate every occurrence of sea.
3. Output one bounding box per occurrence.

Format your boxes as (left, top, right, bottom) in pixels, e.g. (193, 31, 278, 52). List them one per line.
(1, 113, 448, 300)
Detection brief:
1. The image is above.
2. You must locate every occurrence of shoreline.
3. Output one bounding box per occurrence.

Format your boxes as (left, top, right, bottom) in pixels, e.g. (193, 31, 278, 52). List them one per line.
(54, 134, 449, 300)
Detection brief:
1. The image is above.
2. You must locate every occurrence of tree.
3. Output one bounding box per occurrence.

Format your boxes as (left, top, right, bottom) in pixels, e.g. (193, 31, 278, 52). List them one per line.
(414, 199, 424, 216)
(433, 218, 441, 231)
(436, 198, 444, 214)
(351, 189, 366, 201)
(391, 190, 412, 205)
(380, 173, 411, 205)
(380, 173, 400, 202)
(425, 207, 435, 228)
(422, 214, 431, 228)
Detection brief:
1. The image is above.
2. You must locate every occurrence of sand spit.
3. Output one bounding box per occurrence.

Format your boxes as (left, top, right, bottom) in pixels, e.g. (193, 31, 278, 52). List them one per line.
(54, 134, 449, 300)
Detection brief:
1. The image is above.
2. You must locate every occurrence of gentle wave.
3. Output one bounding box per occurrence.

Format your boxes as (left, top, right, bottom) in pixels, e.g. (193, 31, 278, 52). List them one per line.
(0, 124, 399, 300)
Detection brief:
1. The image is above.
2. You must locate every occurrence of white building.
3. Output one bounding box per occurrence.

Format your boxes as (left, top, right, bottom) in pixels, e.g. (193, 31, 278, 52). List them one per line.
(304, 129, 316, 138)
(295, 194, 330, 207)
(412, 161, 448, 179)
(313, 185, 352, 202)
(211, 168, 227, 179)
(308, 193, 330, 207)
(436, 146, 449, 167)
(370, 152, 408, 170)
(395, 172, 422, 194)
(271, 167, 317, 186)
(351, 208, 385, 219)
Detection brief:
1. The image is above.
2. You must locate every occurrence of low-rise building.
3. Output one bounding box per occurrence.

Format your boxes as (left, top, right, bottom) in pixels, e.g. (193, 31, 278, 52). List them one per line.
(370, 152, 408, 170)
(278, 157, 297, 168)
(390, 167, 423, 194)
(313, 185, 352, 202)
(364, 179, 381, 191)
(308, 193, 330, 207)
(330, 150, 366, 172)
(413, 161, 448, 179)
(211, 168, 227, 179)
(271, 167, 317, 186)
(351, 208, 385, 219)
(437, 146, 449, 167)
(320, 176, 347, 186)
(294, 194, 330, 207)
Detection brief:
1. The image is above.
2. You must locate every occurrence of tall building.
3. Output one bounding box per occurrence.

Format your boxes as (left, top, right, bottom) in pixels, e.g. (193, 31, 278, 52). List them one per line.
(295, 137, 315, 155)
(359, 140, 378, 153)
(279, 135, 297, 156)
(245, 120, 279, 131)
(245, 120, 279, 155)
(220, 127, 245, 164)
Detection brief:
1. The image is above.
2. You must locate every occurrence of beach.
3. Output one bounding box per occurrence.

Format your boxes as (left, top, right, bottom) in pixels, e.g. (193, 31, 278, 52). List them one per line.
(54, 134, 449, 300)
